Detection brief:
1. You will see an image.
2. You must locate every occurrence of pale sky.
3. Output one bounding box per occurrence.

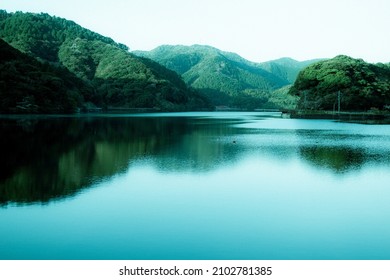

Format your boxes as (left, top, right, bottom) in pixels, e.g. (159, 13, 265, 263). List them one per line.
(2, 0, 390, 63)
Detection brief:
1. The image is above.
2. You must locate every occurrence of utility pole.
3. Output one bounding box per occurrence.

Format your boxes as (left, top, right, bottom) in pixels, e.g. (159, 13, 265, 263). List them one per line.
(338, 91, 341, 113)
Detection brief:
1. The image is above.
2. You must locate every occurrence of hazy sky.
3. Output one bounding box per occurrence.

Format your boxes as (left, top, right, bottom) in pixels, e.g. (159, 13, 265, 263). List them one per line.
(2, 0, 390, 63)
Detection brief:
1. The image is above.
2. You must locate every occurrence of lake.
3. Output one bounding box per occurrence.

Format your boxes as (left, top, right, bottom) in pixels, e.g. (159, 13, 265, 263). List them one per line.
(1, 112, 390, 260)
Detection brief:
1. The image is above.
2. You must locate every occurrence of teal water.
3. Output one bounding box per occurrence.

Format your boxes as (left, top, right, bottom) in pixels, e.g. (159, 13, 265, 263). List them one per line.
(1, 112, 390, 259)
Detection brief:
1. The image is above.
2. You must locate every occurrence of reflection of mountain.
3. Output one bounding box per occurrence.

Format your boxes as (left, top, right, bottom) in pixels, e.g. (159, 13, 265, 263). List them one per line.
(2, 115, 390, 205)
(299, 146, 365, 173)
(0, 116, 239, 205)
(295, 129, 390, 173)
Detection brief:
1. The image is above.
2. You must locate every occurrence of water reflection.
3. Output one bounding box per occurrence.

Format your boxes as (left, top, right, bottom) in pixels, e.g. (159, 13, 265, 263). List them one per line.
(294, 128, 390, 173)
(1, 114, 390, 205)
(299, 146, 365, 173)
(0, 115, 240, 205)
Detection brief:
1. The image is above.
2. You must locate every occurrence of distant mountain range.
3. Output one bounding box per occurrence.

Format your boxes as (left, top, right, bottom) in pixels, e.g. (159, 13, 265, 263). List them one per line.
(2, 10, 387, 114)
(259, 57, 323, 84)
(134, 45, 322, 109)
(0, 10, 322, 113)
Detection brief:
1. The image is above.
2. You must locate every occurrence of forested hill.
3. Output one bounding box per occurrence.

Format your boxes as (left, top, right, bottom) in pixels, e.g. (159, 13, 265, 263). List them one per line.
(0, 38, 94, 113)
(0, 10, 211, 113)
(289, 55, 390, 111)
(259, 57, 323, 84)
(134, 45, 317, 109)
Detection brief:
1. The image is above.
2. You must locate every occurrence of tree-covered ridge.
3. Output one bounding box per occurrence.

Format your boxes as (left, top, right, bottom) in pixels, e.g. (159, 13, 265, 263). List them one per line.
(57, 38, 204, 109)
(0, 10, 127, 62)
(259, 57, 323, 84)
(289, 55, 390, 111)
(135, 45, 288, 109)
(0, 10, 211, 112)
(0, 38, 93, 113)
(134, 45, 316, 110)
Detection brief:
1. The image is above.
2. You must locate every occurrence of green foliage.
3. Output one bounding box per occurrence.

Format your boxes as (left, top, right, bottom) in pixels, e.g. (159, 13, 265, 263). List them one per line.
(260, 57, 324, 84)
(135, 45, 316, 110)
(0, 10, 211, 113)
(290, 55, 390, 111)
(268, 85, 299, 110)
(0, 10, 127, 62)
(0, 39, 93, 113)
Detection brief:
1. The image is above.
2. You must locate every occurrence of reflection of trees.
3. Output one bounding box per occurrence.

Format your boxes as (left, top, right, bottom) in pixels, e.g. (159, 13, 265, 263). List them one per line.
(299, 146, 365, 173)
(4, 115, 386, 205)
(0, 116, 239, 205)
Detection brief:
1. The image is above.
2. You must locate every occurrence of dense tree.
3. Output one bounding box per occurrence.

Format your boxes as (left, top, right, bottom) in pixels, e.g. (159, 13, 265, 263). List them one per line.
(259, 57, 323, 84)
(135, 45, 321, 110)
(136, 45, 294, 109)
(0, 38, 93, 113)
(289, 56, 390, 111)
(0, 10, 127, 62)
(0, 10, 211, 112)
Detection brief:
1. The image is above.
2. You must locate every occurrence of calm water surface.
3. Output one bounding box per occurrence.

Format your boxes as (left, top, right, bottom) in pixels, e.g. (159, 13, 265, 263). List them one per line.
(1, 112, 390, 259)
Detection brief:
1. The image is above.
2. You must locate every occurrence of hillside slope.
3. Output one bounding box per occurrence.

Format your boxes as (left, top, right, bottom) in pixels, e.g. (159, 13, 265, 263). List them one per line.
(0, 10, 210, 112)
(0, 38, 94, 113)
(135, 45, 317, 109)
(289, 55, 390, 111)
(259, 57, 323, 84)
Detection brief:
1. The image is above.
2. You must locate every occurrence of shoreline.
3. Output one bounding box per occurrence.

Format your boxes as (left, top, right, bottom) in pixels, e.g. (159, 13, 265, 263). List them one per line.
(283, 110, 390, 121)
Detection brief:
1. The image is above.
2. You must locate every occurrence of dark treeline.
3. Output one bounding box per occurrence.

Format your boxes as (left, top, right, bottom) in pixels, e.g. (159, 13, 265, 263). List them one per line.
(0, 38, 93, 113)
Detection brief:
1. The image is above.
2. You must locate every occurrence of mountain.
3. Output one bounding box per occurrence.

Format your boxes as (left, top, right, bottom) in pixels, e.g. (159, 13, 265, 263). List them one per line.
(259, 57, 323, 84)
(0, 10, 211, 112)
(289, 55, 390, 111)
(134, 45, 318, 109)
(0, 38, 94, 113)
